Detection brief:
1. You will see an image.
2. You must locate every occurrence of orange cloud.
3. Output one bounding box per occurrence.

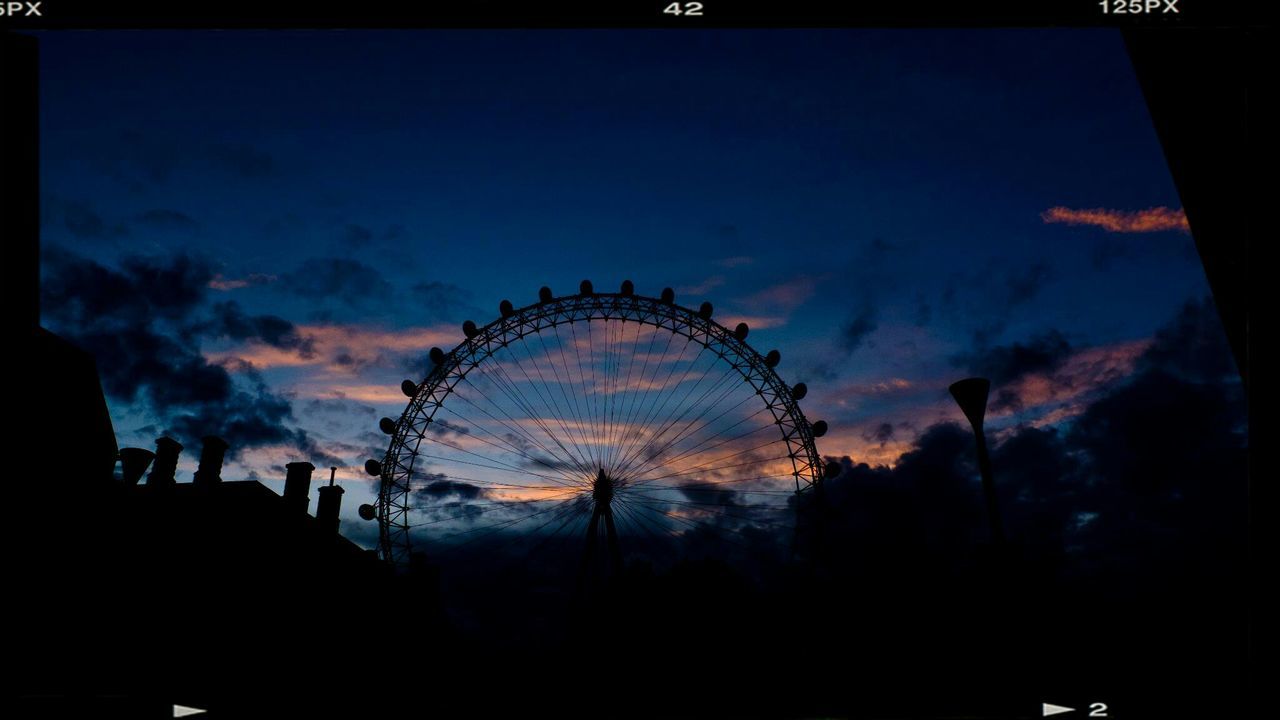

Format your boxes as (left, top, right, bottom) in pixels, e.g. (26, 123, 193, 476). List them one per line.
(1041, 206, 1189, 233)
(207, 323, 458, 374)
(739, 277, 816, 314)
(208, 273, 276, 291)
(717, 314, 787, 331)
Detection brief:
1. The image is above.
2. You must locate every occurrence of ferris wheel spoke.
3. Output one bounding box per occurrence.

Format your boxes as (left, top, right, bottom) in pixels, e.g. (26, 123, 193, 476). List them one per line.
(623, 472, 796, 494)
(609, 341, 720, 476)
(434, 493, 588, 548)
(414, 447, 586, 487)
(484, 350, 597, 478)
(623, 419, 776, 486)
(612, 359, 746, 480)
(608, 499, 681, 557)
(610, 321, 663, 470)
(406, 488, 585, 528)
(621, 494, 796, 532)
(538, 330, 599, 469)
(437, 392, 583, 481)
(620, 398, 769, 483)
(610, 331, 691, 471)
(459, 355, 587, 465)
(610, 326, 676, 468)
(415, 422, 584, 488)
(509, 333, 599, 474)
(612, 496, 756, 552)
(624, 442, 791, 489)
(569, 321, 605, 468)
(433, 403, 585, 485)
(463, 360, 598, 480)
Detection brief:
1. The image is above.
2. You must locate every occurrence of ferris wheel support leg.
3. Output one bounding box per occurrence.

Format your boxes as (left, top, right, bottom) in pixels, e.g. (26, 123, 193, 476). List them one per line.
(580, 505, 602, 584)
(602, 506, 622, 576)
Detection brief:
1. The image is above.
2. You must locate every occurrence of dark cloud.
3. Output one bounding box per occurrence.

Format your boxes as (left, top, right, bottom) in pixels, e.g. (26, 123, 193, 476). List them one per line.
(277, 257, 393, 306)
(40, 248, 320, 460)
(862, 422, 895, 446)
(134, 209, 199, 232)
(838, 301, 878, 354)
(410, 281, 472, 321)
(912, 291, 932, 327)
(950, 329, 1073, 386)
(811, 296, 1245, 591)
(1138, 296, 1237, 383)
(417, 479, 489, 501)
(86, 129, 176, 190)
(197, 301, 315, 355)
(1004, 261, 1053, 306)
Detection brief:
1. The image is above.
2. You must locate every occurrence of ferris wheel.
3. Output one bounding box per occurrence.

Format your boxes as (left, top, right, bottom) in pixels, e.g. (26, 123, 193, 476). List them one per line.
(360, 280, 830, 578)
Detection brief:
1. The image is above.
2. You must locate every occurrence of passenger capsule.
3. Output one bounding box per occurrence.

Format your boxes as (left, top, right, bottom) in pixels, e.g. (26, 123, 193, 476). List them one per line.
(825, 460, 842, 479)
(811, 420, 828, 438)
(500, 299, 514, 318)
(358, 504, 377, 521)
(580, 279, 594, 295)
(539, 286, 554, 303)
(364, 459, 383, 476)
(765, 349, 782, 368)
(400, 379, 418, 397)
(734, 323, 750, 341)
(462, 320, 478, 338)
(620, 279, 635, 296)
(660, 287, 675, 304)
(791, 382, 808, 401)
(429, 347, 445, 365)
(379, 417, 397, 434)
(698, 302, 713, 320)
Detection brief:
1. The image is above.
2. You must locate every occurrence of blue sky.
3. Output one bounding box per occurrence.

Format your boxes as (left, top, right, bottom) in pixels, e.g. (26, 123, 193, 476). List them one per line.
(35, 29, 1212, 547)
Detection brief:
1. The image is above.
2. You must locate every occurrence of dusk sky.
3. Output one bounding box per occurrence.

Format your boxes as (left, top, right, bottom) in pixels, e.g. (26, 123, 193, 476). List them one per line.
(35, 29, 1218, 550)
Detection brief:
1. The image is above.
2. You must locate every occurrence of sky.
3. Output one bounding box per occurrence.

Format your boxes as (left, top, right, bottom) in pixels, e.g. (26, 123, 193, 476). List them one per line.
(34, 29, 1230, 555)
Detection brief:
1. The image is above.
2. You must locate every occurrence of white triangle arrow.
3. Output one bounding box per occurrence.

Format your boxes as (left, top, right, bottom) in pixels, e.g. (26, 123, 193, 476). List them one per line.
(1043, 703, 1075, 717)
(174, 705, 206, 718)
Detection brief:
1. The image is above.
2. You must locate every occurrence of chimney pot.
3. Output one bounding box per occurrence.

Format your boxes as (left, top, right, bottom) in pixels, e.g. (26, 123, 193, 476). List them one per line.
(193, 435, 229, 487)
(316, 484, 345, 534)
(283, 461, 315, 513)
(119, 447, 156, 485)
(146, 437, 183, 487)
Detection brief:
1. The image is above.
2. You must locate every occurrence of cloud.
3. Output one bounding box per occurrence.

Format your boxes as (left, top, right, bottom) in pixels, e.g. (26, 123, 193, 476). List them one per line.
(1004, 262, 1052, 306)
(208, 273, 277, 291)
(1041, 206, 1190, 233)
(951, 330, 1074, 386)
(1138, 296, 1237, 383)
(838, 301, 878, 354)
(277, 257, 393, 306)
(738, 277, 816, 315)
(198, 301, 313, 351)
(40, 248, 321, 459)
(208, 322, 458, 375)
(410, 281, 473, 322)
(675, 275, 726, 296)
(134, 209, 199, 233)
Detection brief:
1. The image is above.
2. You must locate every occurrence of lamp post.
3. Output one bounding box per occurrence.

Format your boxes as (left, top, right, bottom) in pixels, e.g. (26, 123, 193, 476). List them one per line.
(949, 378, 1005, 545)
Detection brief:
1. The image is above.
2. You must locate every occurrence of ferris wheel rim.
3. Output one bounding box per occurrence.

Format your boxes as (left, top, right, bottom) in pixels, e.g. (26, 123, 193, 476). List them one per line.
(372, 285, 825, 567)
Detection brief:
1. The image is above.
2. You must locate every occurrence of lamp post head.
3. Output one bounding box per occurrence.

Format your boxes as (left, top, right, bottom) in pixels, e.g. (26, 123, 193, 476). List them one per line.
(949, 377, 991, 431)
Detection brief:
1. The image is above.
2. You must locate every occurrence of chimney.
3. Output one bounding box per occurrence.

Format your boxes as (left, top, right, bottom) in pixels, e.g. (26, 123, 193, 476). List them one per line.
(118, 448, 155, 485)
(146, 437, 183, 487)
(315, 467, 344, 534)
(283, 461, 315, 513)
(192, 435, 229, 487)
